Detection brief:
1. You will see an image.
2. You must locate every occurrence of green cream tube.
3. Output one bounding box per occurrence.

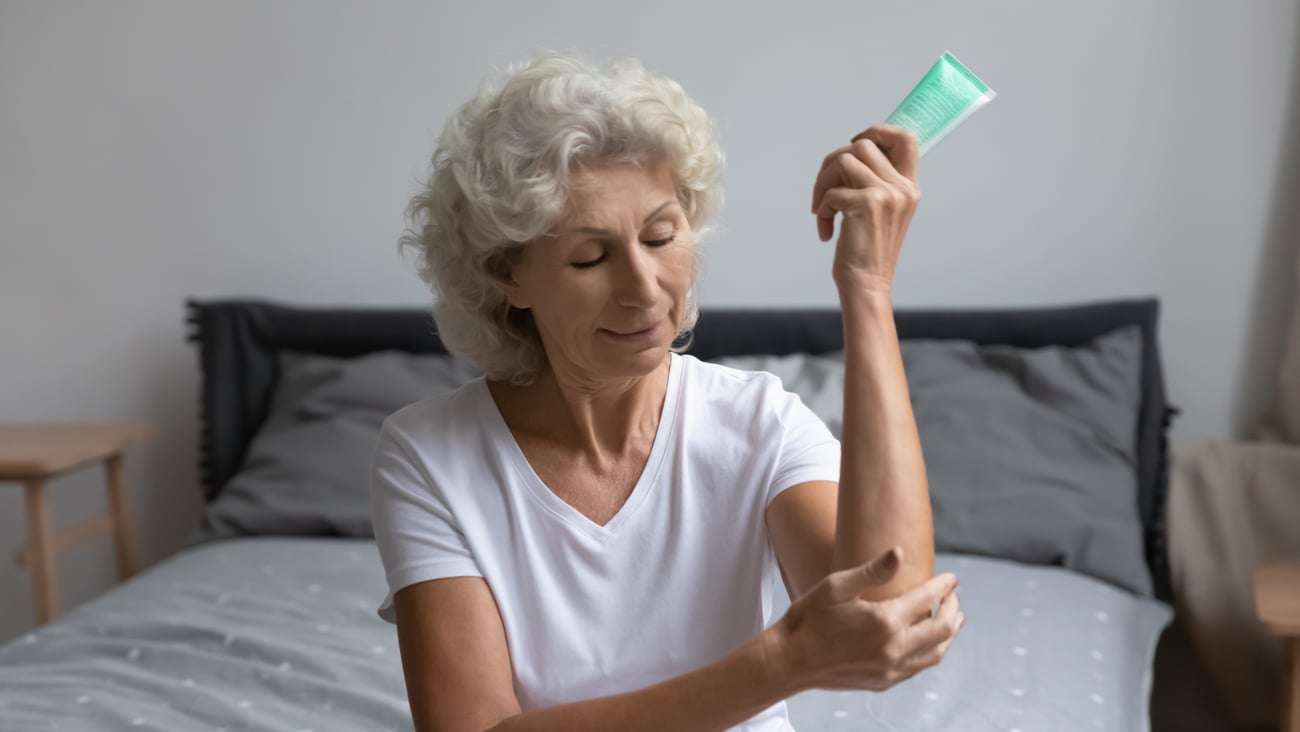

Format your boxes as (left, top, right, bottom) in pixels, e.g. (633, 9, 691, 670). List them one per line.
(885, 52, 995, 156)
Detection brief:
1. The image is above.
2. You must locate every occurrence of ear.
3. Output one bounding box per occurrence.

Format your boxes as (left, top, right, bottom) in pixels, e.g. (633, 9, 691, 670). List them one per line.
(487, 248, 531, 310)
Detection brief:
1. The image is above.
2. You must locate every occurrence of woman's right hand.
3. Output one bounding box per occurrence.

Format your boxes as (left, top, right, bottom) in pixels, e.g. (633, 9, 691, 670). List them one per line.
(770, 547, 963, 692)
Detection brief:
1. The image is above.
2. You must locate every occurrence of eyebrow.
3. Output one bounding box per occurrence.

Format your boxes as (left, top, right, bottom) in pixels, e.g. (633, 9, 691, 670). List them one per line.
(557, 200, 677, 237)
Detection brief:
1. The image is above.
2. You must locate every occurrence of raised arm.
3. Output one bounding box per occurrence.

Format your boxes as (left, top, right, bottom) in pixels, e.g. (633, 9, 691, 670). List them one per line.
(810, 124, 935, 597)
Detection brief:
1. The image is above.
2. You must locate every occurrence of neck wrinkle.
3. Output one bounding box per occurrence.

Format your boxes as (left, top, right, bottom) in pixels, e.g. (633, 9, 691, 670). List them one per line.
(491, 355, 672, 461)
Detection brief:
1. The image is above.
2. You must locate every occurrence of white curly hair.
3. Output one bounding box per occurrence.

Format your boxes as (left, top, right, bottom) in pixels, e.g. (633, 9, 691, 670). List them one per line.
(397, 50, 724, 385)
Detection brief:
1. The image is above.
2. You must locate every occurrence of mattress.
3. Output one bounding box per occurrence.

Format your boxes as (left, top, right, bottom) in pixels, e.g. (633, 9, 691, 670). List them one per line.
(0, 539, 1171, 731)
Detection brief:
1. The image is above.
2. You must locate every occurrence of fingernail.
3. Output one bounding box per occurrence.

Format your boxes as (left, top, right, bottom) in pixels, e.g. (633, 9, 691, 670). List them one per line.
(958, 613, 966, 627)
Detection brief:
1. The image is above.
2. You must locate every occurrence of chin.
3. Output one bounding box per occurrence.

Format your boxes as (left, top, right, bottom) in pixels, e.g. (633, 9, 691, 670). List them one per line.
(591, 315, 680, 377)
(605, 345, 670, 379)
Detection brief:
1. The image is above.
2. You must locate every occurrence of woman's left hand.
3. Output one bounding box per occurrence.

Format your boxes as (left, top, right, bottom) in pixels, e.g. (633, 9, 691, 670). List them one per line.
(810, 124, 920, 296)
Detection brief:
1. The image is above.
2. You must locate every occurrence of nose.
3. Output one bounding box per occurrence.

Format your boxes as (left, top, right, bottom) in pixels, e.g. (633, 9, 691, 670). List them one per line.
(613, 245, 659, 309)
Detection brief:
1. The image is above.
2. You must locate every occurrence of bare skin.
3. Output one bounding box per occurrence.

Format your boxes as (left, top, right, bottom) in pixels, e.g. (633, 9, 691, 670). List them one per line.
(393, 127, 961, 732)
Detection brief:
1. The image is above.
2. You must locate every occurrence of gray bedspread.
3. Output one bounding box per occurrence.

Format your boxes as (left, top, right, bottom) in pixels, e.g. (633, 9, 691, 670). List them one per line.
(0, 539, 1170, 731)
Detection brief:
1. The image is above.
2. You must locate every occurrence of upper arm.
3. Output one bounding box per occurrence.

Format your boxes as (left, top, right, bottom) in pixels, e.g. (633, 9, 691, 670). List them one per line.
(371, 424, 517, 731)
(760, 374, 842, 601)
(393, 577, 521, 732)
(765, 480, 838, 601)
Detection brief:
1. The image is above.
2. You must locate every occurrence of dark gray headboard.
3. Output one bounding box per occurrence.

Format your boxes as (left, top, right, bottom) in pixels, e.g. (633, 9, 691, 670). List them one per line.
(183, 296, 1178, 600)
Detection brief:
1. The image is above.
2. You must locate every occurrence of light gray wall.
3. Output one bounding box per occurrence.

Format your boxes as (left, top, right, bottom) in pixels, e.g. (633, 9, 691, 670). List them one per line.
(1, 1, 1297, 643)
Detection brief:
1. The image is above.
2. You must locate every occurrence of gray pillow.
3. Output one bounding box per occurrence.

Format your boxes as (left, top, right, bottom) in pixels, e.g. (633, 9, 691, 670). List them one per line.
(191, 350, 481, 543)
(711, 325, 1152, 595)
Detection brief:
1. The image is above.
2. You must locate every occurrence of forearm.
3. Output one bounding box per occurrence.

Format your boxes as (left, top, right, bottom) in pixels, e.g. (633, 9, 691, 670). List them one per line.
(831, 287, 935, 596)
(488, 631, 803, 732)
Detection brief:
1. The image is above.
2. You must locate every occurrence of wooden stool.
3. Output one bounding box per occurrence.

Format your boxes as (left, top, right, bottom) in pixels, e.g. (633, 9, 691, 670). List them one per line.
(0, 422, 154, 625)
(1255, 561, 1300, 732)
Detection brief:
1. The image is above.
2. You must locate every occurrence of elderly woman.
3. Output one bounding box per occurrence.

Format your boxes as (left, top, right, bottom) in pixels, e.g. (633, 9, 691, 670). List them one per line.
(371, 51, 963, 732)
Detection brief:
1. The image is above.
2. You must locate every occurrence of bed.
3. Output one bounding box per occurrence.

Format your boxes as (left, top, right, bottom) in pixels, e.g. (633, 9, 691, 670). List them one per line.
(0, 297, 1179, 731)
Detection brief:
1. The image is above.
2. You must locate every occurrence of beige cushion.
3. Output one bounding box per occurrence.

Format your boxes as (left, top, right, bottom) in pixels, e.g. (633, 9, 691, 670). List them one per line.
(1255, 262, 1300, 443)
(1168, 440, 1300, 726)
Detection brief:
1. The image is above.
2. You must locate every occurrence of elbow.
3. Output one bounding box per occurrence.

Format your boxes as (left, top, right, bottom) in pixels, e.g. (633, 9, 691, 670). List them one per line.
(411, 713, 521, 732)
(480, 713, 524, 732)
(854, 556, 936, 602)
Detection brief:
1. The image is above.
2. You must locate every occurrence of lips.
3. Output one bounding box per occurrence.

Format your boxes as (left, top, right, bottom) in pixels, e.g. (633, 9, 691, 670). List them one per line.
(605, 320, 662, 337)
(614, 324, 656, 335)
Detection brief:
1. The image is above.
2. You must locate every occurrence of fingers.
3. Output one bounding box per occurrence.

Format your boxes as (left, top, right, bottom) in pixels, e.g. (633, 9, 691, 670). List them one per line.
(809, 140, 897, 215)
(893, 572, 959, 626)
(902, 585, 962, 654)
(894, 589, 963, 674)
(811, 144, 848, 208)
(812, 154, 885, 242)
(849, 137, 905, 184)
(851, 124, 920, 182)
(810, 128, 920, 242)
(810, 144, 851, 215)
(825, 546, 902, 603)
(905, 614, 964, 671)
(811, 150, 885, 205)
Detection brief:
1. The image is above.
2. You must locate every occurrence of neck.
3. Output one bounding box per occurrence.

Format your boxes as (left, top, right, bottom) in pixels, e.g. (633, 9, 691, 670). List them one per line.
(489, 355, 672, 458)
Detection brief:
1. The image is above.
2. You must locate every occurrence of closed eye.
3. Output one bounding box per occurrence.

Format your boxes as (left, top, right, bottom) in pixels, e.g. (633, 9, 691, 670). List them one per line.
(572, 253, 607, 269)
(571, 235, 676, 269)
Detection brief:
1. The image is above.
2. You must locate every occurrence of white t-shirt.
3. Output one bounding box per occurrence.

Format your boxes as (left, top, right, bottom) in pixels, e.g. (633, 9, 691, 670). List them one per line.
(369, 352, 840, 731)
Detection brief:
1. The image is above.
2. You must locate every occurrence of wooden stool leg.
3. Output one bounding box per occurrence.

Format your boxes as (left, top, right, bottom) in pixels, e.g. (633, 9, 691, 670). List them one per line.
(1286, 638, 1300, 732)
(23, 479, 57, 624)
(104, 453, 137, 580)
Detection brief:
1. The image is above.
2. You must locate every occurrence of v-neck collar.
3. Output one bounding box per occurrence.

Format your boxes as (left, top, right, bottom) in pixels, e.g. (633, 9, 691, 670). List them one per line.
(478, 354, 683, 542)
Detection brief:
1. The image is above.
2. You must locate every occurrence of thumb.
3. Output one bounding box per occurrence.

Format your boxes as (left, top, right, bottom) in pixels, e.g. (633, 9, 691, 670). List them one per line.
(828, 546, 902, 602)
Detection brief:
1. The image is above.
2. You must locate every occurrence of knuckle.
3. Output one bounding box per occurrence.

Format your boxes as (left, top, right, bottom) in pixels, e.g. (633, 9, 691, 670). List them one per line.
(869, 604, 898, 630)
(881, 635, 908, 665)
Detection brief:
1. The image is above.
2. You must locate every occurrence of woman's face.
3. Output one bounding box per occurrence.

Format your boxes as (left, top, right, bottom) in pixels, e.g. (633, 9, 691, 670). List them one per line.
(504, 160, 694, 383)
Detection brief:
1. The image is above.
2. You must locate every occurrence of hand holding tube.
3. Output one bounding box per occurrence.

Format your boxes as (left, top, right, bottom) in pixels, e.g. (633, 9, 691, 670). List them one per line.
(810, 124, 921, 296)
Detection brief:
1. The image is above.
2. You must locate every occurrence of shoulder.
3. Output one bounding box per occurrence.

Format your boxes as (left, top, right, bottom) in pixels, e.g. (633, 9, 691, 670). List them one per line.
(679, 353, 786, 400)
(380, 377, 488, 452)
(676, 354, 794, 428)
(678, 353, 841, 435)
(370, 378, 494, 508)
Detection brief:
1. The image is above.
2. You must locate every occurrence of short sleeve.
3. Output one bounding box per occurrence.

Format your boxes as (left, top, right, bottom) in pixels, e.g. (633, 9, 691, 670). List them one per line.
(369, 422, 482, 623)
(767, 384, 842, 506)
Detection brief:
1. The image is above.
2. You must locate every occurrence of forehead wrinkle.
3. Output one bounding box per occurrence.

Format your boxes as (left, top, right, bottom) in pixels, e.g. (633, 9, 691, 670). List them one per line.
(555, 199, 678, 238)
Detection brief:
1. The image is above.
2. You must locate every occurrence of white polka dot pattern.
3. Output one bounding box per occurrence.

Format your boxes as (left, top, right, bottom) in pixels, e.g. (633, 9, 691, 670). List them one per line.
(0, 542, 1170, 731)
(779, 553, 1172, 731)
(0, 539, 409, 730)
